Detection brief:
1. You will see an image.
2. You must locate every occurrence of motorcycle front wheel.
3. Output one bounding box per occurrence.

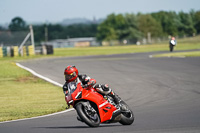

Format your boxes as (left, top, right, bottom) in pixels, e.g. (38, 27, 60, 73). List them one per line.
(75, 101, 100, 127)
(119, 101, 134, 125)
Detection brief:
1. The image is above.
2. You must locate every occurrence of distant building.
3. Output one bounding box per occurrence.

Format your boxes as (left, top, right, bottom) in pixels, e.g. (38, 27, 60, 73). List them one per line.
(41, 37, 100, 48)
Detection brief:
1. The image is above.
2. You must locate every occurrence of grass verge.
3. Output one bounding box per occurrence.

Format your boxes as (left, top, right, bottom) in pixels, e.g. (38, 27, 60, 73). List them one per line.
(153, 51, 200, 57)
(0, 59, 66, 122)
(54, 43, 200, 57)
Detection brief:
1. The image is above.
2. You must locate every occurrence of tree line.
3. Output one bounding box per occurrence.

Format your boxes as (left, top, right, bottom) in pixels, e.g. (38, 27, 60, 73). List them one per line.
(97, 10, 200, 41)
(2, 10, 200, 43)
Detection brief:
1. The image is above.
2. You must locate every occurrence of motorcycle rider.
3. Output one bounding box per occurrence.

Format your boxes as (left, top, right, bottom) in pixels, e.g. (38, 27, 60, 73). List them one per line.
(63, 65, 121, 107)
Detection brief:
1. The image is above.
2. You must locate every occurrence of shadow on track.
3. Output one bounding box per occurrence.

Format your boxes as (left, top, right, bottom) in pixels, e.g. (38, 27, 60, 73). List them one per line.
(35, 124, 122, 129)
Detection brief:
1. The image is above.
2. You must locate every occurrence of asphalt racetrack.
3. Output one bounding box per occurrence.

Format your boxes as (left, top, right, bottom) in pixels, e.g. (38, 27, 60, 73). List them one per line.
(1, 52, 200, 133)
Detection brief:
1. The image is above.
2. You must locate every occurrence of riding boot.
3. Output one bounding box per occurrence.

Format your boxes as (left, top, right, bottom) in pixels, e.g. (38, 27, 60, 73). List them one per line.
(108, 91, 121, 105)
(108, 91, 128, 111)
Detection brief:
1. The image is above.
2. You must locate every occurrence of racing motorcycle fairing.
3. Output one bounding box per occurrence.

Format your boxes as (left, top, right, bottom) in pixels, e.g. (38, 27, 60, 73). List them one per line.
(65, 82, 120, 123)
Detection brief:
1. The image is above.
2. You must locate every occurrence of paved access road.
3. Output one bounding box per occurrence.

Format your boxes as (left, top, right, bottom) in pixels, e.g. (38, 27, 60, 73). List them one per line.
(1, 52, 200, 133)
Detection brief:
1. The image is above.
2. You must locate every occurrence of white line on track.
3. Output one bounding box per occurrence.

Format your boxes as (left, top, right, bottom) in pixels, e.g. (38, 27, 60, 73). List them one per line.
(149, 55, 153, 58)
(16, 63, 63, 87)
(148, 54, 186, 58)
(0, 108, 74, 124)
(0, 63, 74, 124)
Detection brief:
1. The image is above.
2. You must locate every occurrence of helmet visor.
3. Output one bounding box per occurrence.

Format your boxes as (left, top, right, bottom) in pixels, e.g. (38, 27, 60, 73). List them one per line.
(65, 73, 74, 81)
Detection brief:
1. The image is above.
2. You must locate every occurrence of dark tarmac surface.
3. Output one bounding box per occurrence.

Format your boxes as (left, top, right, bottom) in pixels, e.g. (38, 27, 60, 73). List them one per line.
(1, 52, 200, 133)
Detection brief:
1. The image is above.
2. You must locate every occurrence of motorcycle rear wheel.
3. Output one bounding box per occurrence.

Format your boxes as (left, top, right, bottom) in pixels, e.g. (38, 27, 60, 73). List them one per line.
(76, 101, 100, 127)
(119, 101, 134, 125)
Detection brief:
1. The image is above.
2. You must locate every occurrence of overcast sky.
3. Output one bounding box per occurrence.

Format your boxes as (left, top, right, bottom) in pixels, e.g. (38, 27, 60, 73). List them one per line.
(0, 0, 200, 24)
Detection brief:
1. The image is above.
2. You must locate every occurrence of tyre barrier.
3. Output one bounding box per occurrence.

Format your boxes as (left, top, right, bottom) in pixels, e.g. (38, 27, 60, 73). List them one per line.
(0, 46, 30, 57)
(0, 45, 53, 58)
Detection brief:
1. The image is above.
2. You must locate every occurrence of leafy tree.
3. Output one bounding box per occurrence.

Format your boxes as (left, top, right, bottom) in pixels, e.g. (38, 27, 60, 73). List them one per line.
(47, 24, 64, 39)
(96, 24, 117, 41)
(137, 14, 163, 37)
(96, 14, 120, 41)
(97, 13, 142, 41)
(178, 11, 196, 36)
(122, 13, 143, 40)
(64, 24, 98, 38)
(33, 24, 46, 42)
(9, 17, 27, 31)
(151, 11, 179, 36)
(97, 14, 121, 40)
(33, 23, 98, 42)
(194, 11, 200, 33)
(189, 9, 196, 24)
(6, 10, 200, 43)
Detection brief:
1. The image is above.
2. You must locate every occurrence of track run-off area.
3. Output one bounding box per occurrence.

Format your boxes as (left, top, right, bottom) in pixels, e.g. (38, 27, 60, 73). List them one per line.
(1, 51, 200, 133)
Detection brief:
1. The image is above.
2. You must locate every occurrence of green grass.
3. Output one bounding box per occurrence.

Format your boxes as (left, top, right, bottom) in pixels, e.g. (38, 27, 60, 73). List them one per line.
(54, 44, 198, 56)
(0, 35, 200, 122)
(0, 60, 66, 122)
(54, 41, 200, 57)
(53, 35, 200, 57)
(153, 51, 200, 57)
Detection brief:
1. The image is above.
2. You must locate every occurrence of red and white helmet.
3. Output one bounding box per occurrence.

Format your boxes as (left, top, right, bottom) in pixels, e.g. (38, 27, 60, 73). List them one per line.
(64, 65, 78, 82)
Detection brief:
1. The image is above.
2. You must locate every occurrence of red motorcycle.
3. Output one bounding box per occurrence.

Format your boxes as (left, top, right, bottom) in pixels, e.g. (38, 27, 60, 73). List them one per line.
(65, 82, 134, 127)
